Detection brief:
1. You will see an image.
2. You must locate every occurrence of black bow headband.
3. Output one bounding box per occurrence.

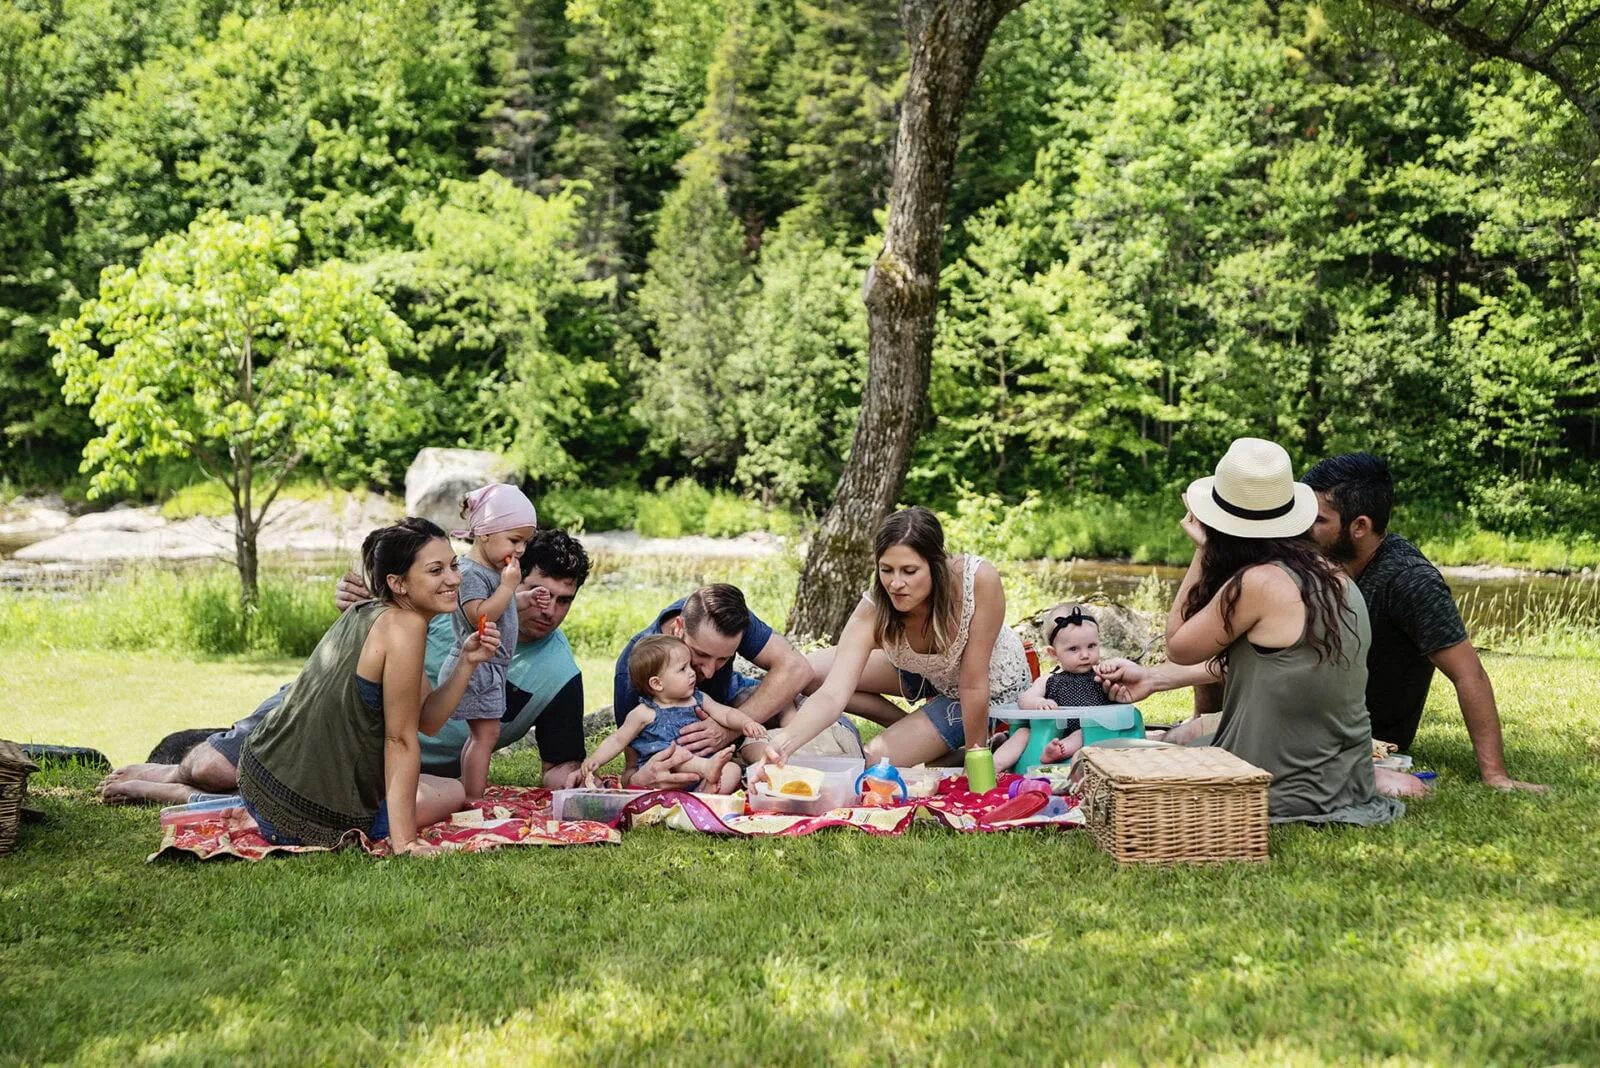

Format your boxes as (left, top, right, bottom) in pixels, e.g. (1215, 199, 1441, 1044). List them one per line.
(1047, 607, 1096, 645)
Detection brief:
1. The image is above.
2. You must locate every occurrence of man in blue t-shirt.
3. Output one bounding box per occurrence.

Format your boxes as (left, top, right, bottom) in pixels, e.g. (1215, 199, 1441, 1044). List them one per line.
(614, 583, 815, 786)
(99, 530, 596, 803)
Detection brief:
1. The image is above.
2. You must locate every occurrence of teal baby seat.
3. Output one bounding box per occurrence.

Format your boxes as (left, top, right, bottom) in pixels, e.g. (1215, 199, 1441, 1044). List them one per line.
(1004, 704, 1145, 772)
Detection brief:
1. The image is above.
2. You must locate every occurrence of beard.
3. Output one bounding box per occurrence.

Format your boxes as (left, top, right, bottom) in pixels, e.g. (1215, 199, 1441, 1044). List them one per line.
(1323, 524, 1359, 564)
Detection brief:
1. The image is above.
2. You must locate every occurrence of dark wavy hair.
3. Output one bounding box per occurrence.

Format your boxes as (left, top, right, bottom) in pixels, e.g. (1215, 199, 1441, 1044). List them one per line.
(522, 529, 590, 587)
(871, 506, 957, 652)
(1181, 525, 1357, 666)
(1302, 452, 1394, 535)
(362, 517, 449, 603)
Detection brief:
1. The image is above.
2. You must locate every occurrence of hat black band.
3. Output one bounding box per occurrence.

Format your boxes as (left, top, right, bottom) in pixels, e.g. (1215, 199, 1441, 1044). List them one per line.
(1212, 488, 1294, 521)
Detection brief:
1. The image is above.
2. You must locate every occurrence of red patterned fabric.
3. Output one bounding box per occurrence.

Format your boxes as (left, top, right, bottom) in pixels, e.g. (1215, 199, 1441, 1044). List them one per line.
(148, 776, 1079, 861)
(149, 785, 618, 861)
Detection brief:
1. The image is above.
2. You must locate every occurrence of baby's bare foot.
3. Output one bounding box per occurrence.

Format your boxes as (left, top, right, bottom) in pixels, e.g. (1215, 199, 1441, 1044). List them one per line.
(699, 746, 737, 793)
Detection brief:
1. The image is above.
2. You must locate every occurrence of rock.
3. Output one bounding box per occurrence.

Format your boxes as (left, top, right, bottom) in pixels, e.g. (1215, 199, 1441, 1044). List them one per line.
(69, 505, 167, 533)
(405, 448, 519, 534)
(13, 492, 402, 563)
(1017, 600, 1160, 663)
(0, 495, 71, 541)
(578, 529, 784, 559)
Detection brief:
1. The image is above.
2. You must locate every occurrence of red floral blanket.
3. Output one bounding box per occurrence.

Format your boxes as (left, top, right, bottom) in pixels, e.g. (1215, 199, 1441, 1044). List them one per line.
(149, 775, 1080, 862)
(150, 785, 618, 861)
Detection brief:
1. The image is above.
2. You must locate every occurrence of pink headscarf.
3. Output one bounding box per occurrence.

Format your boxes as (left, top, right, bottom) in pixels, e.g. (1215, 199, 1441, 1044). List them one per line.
(450, 484, 537, 540)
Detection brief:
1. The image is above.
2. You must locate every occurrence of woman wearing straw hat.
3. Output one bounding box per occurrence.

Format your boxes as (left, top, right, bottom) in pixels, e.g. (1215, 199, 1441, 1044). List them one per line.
(1163, 438, 1402, 824)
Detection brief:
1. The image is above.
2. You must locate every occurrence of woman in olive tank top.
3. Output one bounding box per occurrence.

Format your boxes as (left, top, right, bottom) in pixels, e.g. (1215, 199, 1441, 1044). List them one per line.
(1164, 439, 1402, 825)
(238, 518, 502, 854)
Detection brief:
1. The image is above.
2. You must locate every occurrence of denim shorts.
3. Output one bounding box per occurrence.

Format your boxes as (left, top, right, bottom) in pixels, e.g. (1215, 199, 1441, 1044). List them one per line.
(726, 671, 761, 703)
(897, 669, 966, 750)
(244, 797, 390, 846)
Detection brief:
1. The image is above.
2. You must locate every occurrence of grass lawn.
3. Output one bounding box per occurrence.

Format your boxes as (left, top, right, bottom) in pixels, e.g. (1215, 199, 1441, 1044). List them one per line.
(3, 650, 1598, 1064)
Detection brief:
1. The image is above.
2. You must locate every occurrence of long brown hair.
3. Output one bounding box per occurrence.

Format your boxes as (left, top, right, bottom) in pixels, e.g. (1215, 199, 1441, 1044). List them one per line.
(1181, 525, 1357, 666)
(871, 507, 958, 652)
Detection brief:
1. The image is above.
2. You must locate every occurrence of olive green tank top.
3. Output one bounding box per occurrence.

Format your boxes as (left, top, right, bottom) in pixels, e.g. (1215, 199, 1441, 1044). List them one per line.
(239, 600, 389, 846)
(1213, 565, 1402, 825)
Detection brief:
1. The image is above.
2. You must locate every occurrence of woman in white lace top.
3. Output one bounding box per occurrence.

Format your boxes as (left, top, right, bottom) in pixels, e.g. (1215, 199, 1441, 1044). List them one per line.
(764, 507, 1031, 767)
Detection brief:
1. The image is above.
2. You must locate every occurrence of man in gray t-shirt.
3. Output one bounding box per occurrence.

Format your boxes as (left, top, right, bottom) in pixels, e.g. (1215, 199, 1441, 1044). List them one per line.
(1301, 454, 1543, 792)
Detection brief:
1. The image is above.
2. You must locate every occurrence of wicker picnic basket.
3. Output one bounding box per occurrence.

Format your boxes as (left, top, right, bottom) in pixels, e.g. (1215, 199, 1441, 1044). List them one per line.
(0, 740, 39, 856)
(1079, 744, 1271, 865)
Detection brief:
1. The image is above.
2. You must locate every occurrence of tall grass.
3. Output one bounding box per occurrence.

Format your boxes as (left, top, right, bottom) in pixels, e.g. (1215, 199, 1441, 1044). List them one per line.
(0, 567, 337, 658)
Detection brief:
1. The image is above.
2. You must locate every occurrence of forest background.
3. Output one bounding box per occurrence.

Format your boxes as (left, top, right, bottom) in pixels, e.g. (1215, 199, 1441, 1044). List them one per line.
(4, 0, 1599, 565)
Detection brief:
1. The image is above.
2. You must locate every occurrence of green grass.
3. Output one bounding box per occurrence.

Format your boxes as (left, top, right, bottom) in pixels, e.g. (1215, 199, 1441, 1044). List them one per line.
(2, 654, 1597, 1064)
(5, 554, 1600, 1062)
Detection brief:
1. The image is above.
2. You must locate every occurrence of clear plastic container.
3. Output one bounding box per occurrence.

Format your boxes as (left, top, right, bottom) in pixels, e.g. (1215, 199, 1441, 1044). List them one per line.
(749, 754, 864, 816)
(549, 788, 640, 823)
(899, 765, 961, 799)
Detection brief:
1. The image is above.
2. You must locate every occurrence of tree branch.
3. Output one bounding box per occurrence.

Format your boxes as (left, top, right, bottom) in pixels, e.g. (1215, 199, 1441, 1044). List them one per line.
(1376, 0, 1600, 136)
(253, 450, 307, 529)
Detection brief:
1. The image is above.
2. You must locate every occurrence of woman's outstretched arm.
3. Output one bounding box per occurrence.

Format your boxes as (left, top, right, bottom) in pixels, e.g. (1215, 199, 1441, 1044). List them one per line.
(764, 599, 878, 762)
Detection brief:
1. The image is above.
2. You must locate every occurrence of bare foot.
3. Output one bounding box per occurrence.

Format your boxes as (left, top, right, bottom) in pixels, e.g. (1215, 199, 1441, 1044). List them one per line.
(699, 746, 737, 794)
(1375, 766, 1431, 799)
(101, 762, 182, 787)
(98, 778, 198, 806)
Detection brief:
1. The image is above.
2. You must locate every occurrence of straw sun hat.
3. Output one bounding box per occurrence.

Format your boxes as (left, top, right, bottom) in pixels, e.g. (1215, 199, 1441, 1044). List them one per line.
(1185, 438, 1317, 539)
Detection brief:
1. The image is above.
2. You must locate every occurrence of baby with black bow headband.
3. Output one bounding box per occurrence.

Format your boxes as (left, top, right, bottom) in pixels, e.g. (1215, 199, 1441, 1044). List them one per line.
(993, 603, 1116, 772)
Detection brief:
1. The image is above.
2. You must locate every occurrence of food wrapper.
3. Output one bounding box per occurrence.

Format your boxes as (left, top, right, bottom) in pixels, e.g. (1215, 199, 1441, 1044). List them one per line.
(765, 764, 824, 799)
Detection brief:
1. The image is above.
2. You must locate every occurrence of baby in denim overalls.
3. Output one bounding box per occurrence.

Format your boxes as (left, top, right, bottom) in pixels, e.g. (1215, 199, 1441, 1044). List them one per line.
(582, 635, 767, 793)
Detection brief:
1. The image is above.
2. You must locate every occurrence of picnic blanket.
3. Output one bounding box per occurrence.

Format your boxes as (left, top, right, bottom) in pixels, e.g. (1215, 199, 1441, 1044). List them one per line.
(150, 775, 1080, 861)
(150, 785, 619, 861)
(617, 773, 1084, 836)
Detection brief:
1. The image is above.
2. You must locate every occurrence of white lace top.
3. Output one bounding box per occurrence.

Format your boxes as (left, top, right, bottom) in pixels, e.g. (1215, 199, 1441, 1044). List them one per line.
(870, 554, 1031, 703)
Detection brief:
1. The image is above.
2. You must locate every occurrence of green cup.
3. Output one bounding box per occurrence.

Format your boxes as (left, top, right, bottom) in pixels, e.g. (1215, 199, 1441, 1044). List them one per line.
(964, 746, 997, 794)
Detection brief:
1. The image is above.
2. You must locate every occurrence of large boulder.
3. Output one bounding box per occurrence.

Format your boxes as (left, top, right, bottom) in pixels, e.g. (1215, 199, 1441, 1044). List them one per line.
(405, 448, 519, 535)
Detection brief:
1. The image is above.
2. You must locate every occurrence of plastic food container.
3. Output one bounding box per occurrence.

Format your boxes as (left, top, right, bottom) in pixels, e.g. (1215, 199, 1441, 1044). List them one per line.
(749, 755, 864, 816)
(899, 764, 961, 799)
(549, 788, 641, 823)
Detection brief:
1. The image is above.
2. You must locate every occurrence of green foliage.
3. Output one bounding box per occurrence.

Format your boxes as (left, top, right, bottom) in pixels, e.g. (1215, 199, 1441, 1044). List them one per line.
(50, 211, 410, 603)
(7, 0, 1600, 550)
(70, 0, 488, 266)
(382, 173, 620, 482)
(52, 212, 410, 500)
(634, 153, 753, 470)
(728, 215, 868, 504)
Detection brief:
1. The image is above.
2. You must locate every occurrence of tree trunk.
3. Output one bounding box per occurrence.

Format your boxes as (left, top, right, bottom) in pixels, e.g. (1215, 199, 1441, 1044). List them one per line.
(236, 506, 259, 614)
(788, 0, 1026, 642)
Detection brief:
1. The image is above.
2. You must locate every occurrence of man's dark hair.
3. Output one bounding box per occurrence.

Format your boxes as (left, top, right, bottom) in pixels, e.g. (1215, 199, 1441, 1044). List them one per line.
(1302, 452, 1394, 535)
(681, 583, 749, 638)
(521, 529, 591, 588)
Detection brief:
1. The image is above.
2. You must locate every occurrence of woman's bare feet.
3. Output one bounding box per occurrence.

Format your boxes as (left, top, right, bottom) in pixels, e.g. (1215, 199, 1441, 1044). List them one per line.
(1375, 766, 1431, 799)
(97, 778, 197, 805)
(101, 762, 182, 787)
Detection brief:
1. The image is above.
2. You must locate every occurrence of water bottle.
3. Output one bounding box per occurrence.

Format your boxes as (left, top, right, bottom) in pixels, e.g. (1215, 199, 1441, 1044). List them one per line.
(964, 745, 998, 794)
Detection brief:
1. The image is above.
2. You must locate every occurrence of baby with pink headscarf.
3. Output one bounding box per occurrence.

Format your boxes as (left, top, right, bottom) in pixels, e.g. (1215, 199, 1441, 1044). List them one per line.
(440, 483, 540, 802)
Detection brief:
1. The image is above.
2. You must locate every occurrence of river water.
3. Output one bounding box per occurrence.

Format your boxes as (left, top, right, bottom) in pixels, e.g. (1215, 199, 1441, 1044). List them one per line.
(2, 538, 1595, 637)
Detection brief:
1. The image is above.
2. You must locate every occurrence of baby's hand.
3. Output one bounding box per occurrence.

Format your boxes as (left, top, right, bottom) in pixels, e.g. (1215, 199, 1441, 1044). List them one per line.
(463, 621, 501, 665)
(527, 585, 553, 613)
(741, 720, 769, 740)
(1018, 693, 1058, 711)
(499, 554, 521, 587)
